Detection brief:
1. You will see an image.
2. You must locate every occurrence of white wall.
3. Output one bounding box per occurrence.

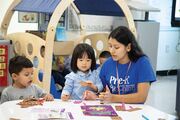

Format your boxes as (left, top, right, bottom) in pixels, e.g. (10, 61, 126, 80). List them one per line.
(148, 0, 180, 70)
(128, 0, 149, 20)
(0, 0, 38, 34)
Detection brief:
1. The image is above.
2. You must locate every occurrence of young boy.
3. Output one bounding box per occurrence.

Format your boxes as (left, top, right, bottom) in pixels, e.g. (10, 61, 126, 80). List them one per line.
(99, 51, 111, 65)
(0, 56, 54, 104)
(96, 50, 111, 73)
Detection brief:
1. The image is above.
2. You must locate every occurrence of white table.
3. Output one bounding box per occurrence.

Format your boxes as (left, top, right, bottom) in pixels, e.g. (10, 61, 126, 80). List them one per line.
(0, 99, 177, 120)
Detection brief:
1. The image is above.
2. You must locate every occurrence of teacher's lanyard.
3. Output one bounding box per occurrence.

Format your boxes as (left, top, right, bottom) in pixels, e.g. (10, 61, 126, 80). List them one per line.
(116, 61, 131, 94)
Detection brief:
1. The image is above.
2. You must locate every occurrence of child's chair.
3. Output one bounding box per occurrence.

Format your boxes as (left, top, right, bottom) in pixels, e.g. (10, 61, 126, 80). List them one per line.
(82, 33, 109, 63)
(6, 32, 61, 98)
(38, 71, 61, 99)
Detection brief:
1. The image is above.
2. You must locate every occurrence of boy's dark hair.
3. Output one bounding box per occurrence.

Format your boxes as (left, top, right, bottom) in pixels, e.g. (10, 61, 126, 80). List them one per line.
(99, 51, 111, 59)
(108, 26, 145, 61)
(71, 43, 96, 73)
(9, 56, 33, 76)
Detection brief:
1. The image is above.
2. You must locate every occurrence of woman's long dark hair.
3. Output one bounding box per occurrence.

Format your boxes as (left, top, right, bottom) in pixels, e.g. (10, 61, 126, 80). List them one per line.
(108, 26, 145, 61)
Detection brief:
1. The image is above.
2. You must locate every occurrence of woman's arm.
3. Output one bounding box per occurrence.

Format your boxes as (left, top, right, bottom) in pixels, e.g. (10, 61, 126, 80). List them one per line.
(100, 82, 150, 103)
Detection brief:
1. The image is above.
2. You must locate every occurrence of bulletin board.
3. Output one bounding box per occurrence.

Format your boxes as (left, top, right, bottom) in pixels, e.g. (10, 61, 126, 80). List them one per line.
(0, 45, 8, 86)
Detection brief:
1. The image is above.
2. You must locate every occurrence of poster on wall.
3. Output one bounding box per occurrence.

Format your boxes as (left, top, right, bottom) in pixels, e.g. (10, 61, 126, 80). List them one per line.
(18, 12, 38, 23)
(0, 45, 8, 86)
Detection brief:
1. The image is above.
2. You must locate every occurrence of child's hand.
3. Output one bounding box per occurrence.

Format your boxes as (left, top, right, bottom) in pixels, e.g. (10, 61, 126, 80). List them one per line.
(80, 81, 98, 92)
(80, 80, 93, 87)
(61, 94, 70, 101)
(43, 94, 54, 101)
(83, 90, 98, 100)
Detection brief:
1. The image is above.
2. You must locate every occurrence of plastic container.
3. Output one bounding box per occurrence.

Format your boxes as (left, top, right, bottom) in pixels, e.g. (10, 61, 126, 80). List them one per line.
(56, 27, 66, 41)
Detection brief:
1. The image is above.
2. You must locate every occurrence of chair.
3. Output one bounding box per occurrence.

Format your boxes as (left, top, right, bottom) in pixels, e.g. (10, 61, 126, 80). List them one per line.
(176, 69, 180, 118)
(82, 33, 109, 60)
(38, 71, 61, 99)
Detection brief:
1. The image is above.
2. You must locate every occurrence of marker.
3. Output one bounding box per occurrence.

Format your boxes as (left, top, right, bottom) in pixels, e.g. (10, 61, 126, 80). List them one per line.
(129, 106, 134, 109)
(95, 98, 101, 100)
(60, 108, 65, 113)
(142, 114, 149, 120)
(121, 102, 126, 110)
(60, 108, 65, 115)
(83, 102, 86, 106)
(100, 99, 104, 104)
(95, 98, 104, 104)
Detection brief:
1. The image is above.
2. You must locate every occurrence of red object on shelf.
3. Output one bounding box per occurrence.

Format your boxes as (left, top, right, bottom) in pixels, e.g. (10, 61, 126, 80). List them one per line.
(0, 45, 8, 86)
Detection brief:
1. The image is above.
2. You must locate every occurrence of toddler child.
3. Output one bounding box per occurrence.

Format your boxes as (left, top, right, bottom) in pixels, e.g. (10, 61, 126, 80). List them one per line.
(61, 43, 103, 101)
(0, 56, 54, 104)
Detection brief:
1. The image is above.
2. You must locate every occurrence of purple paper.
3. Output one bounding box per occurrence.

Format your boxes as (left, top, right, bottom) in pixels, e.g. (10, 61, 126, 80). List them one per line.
(81, 105, 117, 116)
(73, 100, 82, 104)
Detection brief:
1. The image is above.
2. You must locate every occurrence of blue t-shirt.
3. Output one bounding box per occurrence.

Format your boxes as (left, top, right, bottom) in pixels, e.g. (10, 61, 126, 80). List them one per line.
(99, 56, 156, 95)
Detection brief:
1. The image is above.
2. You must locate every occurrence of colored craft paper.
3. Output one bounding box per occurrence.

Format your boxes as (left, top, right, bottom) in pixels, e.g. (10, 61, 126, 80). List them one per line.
(81, 105, 117, 116)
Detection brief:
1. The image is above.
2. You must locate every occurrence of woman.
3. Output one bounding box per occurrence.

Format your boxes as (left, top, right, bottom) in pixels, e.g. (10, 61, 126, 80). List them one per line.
(84, 26, 156, 103)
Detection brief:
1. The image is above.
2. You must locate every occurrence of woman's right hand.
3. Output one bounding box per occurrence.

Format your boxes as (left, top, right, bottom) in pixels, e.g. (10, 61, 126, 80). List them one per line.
(61, 94, 70, 101)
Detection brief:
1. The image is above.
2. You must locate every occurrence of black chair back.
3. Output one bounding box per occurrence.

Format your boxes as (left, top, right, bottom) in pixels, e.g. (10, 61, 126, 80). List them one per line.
(176, 69, 180, 118)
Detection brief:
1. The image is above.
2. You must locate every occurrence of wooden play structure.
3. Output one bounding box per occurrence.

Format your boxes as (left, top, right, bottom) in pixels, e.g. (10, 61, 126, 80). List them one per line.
(0, 0, 137, 93)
